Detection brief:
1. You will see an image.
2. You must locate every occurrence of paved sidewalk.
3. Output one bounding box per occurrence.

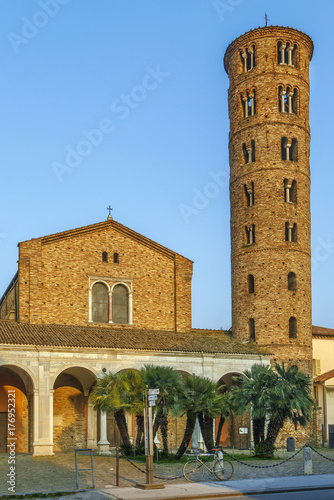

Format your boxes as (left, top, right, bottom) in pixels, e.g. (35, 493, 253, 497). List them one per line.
(54, 474, 334, 499)
(1, 449, 334, 497)
(100, 474, 334, 499)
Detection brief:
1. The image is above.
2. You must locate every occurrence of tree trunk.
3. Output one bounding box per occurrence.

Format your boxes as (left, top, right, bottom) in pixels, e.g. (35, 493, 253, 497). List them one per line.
(160, 413, 169, 456)
(114, 409, 131, 450)
(198, 413, 214, 451)
(215, 415, 225, 447)
(175, 411, 197, 459)
(253, 417, 265, 446)
(264, 416, 284, 457)
(135, 413, 144, 449)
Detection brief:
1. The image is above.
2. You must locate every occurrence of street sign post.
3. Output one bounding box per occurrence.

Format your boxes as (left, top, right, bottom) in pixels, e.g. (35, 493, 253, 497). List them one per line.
(136, 386, 164, 490)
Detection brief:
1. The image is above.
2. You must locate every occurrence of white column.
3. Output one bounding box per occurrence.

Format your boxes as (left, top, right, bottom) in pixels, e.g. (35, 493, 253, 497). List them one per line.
(247, 188, 253, 206)
(243, 96, 248, 118)
(128, 291, 133, 325)
(285, 143, 291, 161)
(280, 90, 286, 112)
(108, 291, 113, 323)
(288, 91, 293, 113)
(249, 93, 255, 115)
(242, 51, 247, 72)
(287, 224, 293, 242)
(87, 401, 97, 449)
(287, 46, 293, 66)
(98, 410, 111, 455)
(285, 185, 291, 203)
(249, 48, 254, 70)
(280, 43, 286, 64)
(88, 284, 93, 322)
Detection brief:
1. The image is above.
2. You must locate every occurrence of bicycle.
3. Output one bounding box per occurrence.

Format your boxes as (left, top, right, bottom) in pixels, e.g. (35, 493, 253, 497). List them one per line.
(183, 448, 234, 482)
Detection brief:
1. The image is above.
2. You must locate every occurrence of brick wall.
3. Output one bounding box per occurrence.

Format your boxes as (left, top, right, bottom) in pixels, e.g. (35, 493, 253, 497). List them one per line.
(17, 220, 192, 332)
(225, 27, 313, 374)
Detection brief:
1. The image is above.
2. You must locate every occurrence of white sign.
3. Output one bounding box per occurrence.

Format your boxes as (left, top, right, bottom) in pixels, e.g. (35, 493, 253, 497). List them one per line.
(239, 427, 248, 435)
(149, 401, 156, 406)
(148, 395, 157, 401)
(148, 389, 159, 395)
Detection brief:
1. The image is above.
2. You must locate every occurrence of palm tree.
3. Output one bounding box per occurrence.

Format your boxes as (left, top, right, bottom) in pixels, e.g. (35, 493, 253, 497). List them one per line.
(142, 365, 183, 456)
(115, 369, 145, 449)
(89, 371, 132, 449)
(174, 375, 229, 459)
(229, 363, 314, 457)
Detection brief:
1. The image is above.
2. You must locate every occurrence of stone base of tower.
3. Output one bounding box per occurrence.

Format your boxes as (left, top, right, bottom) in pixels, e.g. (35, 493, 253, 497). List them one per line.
(274, 408, 322, 450)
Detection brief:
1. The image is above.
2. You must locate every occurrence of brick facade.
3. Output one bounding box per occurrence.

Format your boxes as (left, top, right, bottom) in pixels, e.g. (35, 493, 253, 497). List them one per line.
(224, 27, 313, 377)
(16, 219, 193, 332)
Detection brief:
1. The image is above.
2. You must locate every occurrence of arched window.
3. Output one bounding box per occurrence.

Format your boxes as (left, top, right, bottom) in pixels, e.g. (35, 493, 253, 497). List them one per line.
(278, 41, 297, 66)
(242, 141, 255, 164)
(113, 252, 119, 264)
(288, 272, 297, 291)
(102, 251, 108, 262)
(240, 45, 256, 72)
(289, 317, 297, 338)
(246, 224, 255, 245)
(92, 283, 109, 323)
(249, 318, 255, 341)
(244, 182, 254, 207)
(112, 285, 128, 324)
(285, 222, 297, 242)
(284, 179, 297, 203)
(281, 138, 298, 161)
(248, 274, 255, 294)
(241, 90, 256, 118)
(278, 86, 297, 114)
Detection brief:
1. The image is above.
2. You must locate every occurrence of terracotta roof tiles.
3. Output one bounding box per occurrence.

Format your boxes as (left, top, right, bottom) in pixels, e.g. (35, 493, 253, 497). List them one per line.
(0, 320, 266, 356)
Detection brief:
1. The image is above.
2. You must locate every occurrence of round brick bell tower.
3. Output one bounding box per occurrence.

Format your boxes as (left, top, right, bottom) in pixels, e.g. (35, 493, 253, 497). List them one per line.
(224, 27, 313, 375)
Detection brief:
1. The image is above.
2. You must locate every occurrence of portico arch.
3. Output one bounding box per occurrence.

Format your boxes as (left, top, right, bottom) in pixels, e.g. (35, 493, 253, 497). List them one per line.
(53, 366, 97, 452)
(0, 364, 35, 453)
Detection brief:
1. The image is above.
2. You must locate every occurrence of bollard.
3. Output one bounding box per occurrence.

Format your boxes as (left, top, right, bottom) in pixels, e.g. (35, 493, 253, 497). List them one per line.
(116, 447, 120, 486)
(303, 446, 312, 475)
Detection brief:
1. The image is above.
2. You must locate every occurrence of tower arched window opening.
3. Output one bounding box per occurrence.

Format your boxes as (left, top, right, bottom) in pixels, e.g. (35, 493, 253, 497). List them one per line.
(102, 251, 108, 263)
(248, 274, 255, 294)
(249, 318, 255, 340)
(240, 45, 256, 72)
(278, 41, 297, 66)
(288, 272, 297, 291)
(279, 86, 297, 114)
(289, 317, 297, 338)
(244, 182, 254, 207)
(242, 141, 255, 164)
(284, 179, 297, 203)
(242, 90, 256, 118)
(281, 137, 298, 161)
(246, 224, 255, 245)
(285, 222, 297, 242)
(113, 252, 119, 264)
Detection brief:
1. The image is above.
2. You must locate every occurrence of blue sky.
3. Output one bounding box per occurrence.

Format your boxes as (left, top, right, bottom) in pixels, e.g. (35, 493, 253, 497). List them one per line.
(1, 0, 333, 330)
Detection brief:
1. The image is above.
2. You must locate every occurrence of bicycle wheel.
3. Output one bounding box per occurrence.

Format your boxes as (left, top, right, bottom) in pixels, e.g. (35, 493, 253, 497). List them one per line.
(213, 458, 234, 481)
(183, 459, 205, 482)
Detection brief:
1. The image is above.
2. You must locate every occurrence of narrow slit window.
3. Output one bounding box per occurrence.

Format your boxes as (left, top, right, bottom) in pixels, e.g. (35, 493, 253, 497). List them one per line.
(102, 251, 108, 262)
(288, 272, 297, 291)
(242, 143, 249, 164)
(249, 318, 255, 341)
(248, 274, 255, 294)
(113, 252, 119, 264)
(242, 90, 256, 118)
(289, 317, 297, 338)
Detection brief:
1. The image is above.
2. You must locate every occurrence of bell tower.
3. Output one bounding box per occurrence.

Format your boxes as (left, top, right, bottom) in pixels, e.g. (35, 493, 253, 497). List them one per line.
(224, 27, 313, 375)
